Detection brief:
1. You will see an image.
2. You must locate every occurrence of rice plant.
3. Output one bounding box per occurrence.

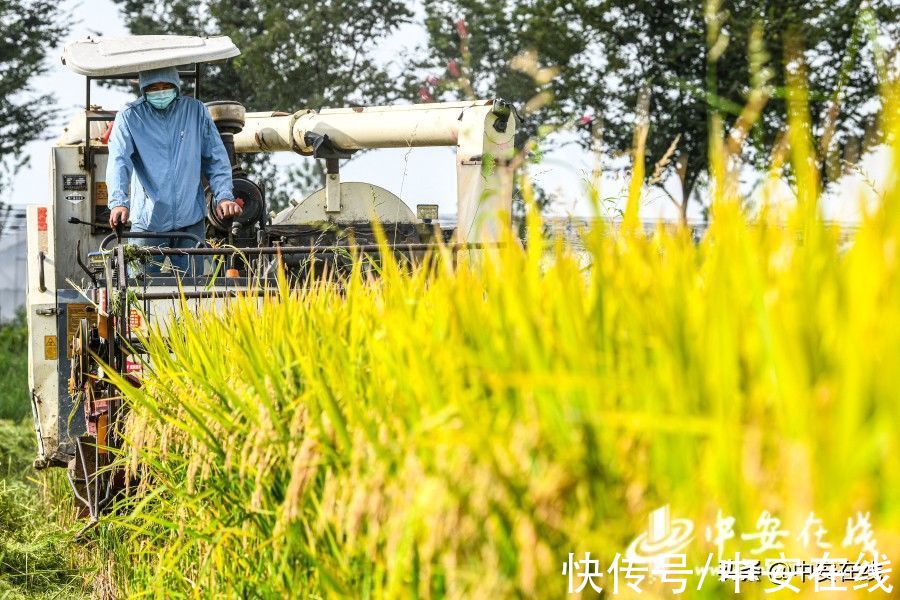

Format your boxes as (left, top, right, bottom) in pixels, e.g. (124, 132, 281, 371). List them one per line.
(94, 74, 900, 599)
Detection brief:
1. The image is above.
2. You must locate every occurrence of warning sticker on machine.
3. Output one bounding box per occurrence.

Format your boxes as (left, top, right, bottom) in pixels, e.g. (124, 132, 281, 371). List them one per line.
(95, 181, 108, 206)
(66, 303, 90, 359)
(44, 335, 58, 360)
(125, 355, 143, 375)
(129, 309, 144, 332)
(37, 207, 48, 253)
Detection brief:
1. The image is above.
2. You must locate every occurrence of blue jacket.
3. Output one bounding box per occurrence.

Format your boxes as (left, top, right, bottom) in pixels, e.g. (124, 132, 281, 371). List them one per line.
(106, 67, 233, 232)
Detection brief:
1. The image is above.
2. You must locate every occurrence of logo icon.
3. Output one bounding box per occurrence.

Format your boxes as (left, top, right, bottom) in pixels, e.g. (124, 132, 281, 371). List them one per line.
(625, 505, 694, 562)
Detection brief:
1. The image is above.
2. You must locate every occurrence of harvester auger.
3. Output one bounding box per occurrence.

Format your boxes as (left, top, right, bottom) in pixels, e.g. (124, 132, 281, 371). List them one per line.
(24, 35, 518, 521)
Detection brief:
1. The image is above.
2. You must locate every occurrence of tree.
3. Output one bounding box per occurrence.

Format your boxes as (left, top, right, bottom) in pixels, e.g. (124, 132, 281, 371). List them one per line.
(112, 0, 413, 209)
(411, 0, 898, 222)
(0, 0, 67, 233)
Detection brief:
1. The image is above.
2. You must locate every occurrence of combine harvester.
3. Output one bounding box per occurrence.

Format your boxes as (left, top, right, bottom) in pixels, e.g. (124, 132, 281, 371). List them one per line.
(24, 35, 517, 521)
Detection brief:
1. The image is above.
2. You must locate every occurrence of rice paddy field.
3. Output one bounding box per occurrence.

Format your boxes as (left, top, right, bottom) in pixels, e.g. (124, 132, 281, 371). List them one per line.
(0, 29, 895, 598)
(76, 77, 900, 599)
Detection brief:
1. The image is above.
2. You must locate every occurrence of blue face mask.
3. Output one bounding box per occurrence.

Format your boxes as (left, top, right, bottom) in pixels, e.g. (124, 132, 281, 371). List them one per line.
(146, 88, 177, 110)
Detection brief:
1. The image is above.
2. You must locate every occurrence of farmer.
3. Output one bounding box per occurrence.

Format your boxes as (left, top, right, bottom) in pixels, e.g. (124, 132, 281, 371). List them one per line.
(105, 66, 242, 275)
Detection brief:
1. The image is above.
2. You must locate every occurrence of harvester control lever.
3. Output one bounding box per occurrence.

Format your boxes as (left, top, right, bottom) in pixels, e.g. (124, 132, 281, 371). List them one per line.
(222, 198, 245, 277)
(69, 216, 113, 232)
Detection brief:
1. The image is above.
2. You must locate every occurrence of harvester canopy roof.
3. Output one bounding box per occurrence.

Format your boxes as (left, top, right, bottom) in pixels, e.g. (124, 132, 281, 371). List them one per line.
(62, 35, 240, 76)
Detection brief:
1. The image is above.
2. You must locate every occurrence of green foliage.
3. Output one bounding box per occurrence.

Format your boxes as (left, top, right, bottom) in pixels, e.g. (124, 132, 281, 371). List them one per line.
(0, 419, 36, 481)
(114, 0, 411, 110)
(0, 0, 68, 199)
(0, 310, 29, 422)
(412, 0, 600, 139)
(0, 420, 87, 599)
(0, 323, 83, 598)
(414, 0, 898, 217)
(604, 0, 895, 208)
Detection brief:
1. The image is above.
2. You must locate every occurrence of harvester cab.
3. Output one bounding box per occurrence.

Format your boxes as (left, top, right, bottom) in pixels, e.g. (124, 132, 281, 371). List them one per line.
(24, 35, 517, 521)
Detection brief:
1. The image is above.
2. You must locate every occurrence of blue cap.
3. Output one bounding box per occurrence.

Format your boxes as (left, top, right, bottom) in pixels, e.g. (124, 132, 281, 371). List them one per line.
(138, 67, 182, 94)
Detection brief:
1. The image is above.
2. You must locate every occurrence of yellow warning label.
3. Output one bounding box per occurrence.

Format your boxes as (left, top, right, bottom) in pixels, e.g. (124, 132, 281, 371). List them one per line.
(66, 303, 90, 359)
(129, 309, 143, 331)
(95, 181, 108, 206)
(44, 335, 58, 360)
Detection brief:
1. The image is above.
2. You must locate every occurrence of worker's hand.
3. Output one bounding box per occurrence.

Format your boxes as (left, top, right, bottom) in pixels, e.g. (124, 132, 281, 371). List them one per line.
(109, 206, 129, 229)
(217, 199, 244, 220)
